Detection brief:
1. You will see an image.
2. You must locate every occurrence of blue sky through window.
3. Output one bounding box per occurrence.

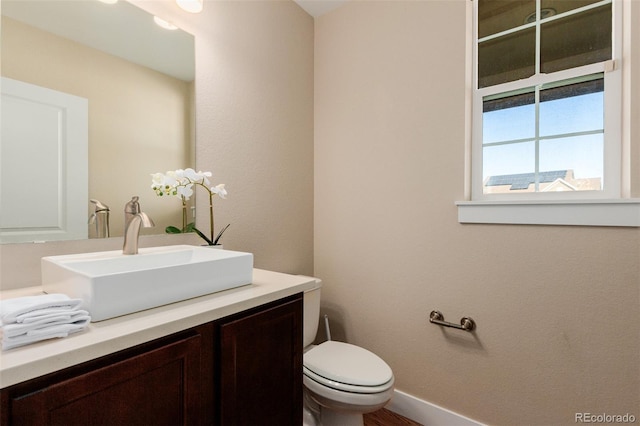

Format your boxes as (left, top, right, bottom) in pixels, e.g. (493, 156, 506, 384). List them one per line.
(482, 90, 604, 184)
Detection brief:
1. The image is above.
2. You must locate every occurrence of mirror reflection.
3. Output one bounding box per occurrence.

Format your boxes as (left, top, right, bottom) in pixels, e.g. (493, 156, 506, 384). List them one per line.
(1, 0, 195, 243)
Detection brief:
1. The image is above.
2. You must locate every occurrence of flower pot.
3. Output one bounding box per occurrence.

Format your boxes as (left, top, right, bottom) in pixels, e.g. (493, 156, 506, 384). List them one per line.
(202, 244, 223, 249)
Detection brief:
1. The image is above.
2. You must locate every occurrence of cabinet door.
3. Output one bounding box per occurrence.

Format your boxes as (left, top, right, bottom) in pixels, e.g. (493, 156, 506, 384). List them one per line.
(4, 333, 202, 426)
(219, 294, 303, 426)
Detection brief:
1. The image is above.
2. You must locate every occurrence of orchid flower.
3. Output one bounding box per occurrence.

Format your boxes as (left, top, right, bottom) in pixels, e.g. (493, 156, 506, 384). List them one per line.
(151, 169, 229, 245)
(176, 184, 194, 200)
(211, 184, 227, 199)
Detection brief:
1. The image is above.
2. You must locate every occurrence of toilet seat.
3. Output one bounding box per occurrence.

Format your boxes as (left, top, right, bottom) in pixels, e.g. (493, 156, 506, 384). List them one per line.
(303, 341, 394, 394)
(304, 373, 395, 412)
(304, 366, 394, 394)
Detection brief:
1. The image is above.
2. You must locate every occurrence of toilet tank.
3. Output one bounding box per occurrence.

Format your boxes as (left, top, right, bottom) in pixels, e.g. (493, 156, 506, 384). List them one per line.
(301, 277, 322, 348)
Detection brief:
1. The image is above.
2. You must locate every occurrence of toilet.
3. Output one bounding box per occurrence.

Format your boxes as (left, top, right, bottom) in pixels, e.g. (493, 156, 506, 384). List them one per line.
(302, 278, 395, 426)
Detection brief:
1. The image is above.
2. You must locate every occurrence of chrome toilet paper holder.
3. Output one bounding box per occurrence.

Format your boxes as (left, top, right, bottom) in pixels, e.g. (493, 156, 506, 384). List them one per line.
(429, 310, 476, 332)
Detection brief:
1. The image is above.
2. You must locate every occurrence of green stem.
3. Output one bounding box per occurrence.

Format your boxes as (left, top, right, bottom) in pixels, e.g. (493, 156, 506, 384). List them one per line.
(209, 191, 214, 244)
(181, 197, 187, 231)
(177, 179, 216, 245)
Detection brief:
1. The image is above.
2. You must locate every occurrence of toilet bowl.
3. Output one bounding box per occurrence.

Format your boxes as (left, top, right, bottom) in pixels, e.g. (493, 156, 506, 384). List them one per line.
(302, 278, 394, 426)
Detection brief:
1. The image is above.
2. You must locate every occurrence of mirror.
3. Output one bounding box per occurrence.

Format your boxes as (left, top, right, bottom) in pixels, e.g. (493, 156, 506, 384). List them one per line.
(1, 0, 195, 243)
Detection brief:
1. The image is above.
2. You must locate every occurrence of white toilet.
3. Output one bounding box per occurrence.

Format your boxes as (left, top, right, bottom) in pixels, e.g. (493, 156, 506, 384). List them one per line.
(302, 278, 395, 426)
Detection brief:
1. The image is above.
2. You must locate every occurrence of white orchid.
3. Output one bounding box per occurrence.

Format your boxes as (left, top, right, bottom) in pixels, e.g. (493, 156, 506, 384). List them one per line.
(182, 168, 198, 181)
(199, 171, 212, 186)
(151, 172, 165, 190)
(166, 170, 182, 185)
(151, 168, 228, 245)
(176, 184, 194, 200)
(151, 172, 178, 196)
(211, 184, 227, 199)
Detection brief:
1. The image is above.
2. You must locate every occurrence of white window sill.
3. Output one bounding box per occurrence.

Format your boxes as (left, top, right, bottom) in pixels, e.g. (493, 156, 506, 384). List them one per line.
(456, 199, 640, 227)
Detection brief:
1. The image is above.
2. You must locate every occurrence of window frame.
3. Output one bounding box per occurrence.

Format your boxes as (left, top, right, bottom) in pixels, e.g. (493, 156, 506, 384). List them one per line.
(459, 0, 640, 227)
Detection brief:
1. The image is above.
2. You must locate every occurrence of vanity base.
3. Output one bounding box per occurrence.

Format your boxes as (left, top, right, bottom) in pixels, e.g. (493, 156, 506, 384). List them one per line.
(1, 294, 302, 426)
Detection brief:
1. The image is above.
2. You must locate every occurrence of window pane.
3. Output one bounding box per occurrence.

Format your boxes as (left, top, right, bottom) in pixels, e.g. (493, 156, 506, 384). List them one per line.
(479, 27, 535, 88)
(539, 77, 604, 137)
(478, 0, 535, 39)
(541, 0, 602, 16)
(483, 142, 535, 194)
(539, 135, 603, 191)
(483, 91, 535, 143)
(540, 4, 611, 74)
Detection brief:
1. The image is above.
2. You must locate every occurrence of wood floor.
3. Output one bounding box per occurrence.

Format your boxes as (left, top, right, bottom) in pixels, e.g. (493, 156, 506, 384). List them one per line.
(363, 408, 423, 426)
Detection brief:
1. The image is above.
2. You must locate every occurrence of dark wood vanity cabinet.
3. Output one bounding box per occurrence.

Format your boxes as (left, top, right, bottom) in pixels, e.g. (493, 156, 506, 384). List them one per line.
(218, 293, 303, 425)
(1, 328, 210, 426)
(0, 293, 303, 426)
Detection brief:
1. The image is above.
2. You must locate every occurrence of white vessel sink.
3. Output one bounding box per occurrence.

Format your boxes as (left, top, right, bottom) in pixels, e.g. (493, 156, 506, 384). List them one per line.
(41, 245, 253, 321)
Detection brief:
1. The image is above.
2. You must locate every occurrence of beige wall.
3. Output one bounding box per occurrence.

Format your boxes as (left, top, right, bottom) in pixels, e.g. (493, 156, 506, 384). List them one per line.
(314, 1, 639, 425)
(1, 16, 192, 237)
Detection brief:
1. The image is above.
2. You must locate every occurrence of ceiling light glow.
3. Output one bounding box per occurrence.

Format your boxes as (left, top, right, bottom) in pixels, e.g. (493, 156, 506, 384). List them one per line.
(176, 0, 203, 13)
(154, 16, 179, 30)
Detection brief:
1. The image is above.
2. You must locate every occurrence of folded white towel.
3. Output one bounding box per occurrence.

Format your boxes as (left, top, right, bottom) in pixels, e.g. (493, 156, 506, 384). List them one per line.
(0, 294, 90, 350)
(27, 318, 90, 337)
(1, 311, 90, 338)
(19, 312, 73, 325)
(2, 319, 89, 350)
(0, 294, 82, 324)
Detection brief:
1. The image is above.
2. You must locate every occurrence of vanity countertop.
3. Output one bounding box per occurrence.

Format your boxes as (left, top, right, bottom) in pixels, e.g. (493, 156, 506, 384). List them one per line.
(0, 268, 316, 389)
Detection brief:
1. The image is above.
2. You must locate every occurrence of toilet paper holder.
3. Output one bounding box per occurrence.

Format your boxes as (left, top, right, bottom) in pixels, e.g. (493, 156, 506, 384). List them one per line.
(429, 310, 476, 332)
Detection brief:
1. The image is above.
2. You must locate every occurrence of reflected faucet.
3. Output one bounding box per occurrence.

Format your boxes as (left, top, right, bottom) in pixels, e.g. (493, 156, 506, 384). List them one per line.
(123, 196, 154, 255)
(89, 199, 110, 238)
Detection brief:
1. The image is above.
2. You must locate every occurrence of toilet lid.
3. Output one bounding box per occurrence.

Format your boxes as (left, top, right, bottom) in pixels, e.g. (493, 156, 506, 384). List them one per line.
(303, 341, 393, 387)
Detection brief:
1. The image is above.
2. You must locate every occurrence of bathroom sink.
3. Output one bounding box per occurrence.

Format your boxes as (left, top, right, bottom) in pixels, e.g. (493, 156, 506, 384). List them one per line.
(41, 245, 253, 321)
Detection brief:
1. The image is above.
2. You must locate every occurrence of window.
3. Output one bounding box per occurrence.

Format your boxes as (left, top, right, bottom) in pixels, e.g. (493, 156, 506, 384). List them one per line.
(473, 0, 618, 200)
(459, 0, 640, 226)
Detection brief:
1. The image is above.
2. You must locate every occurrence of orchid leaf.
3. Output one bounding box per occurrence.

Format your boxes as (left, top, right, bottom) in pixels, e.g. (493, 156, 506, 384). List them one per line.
(165, 225, 183, 234)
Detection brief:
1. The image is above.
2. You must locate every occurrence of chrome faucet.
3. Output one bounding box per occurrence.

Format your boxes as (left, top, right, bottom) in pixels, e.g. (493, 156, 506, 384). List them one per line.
(123, 196, 154, 255)
(89, 199, 110, 238)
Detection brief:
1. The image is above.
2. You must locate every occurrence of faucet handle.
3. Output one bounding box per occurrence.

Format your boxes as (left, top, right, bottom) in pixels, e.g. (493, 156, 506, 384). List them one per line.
(125, 196, 141, 214)
(90, 199, 110, 212)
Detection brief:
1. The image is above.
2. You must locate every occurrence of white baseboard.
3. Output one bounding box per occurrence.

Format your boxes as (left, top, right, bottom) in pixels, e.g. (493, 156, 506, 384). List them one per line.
(386, 389, 484, 426)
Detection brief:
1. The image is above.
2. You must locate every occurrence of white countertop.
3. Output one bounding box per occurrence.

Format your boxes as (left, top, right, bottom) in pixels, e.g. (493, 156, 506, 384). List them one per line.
(0, 268, 316, 389)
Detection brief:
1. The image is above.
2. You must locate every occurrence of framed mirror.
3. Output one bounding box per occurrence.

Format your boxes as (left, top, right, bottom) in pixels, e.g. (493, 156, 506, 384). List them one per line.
(1, 0, 195, 243)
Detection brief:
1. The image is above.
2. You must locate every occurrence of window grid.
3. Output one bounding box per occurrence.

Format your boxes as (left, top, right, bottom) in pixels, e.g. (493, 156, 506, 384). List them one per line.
(472, 0, 620, 201)
(481, 74, 606, 192)
(477, 0, 611, 45)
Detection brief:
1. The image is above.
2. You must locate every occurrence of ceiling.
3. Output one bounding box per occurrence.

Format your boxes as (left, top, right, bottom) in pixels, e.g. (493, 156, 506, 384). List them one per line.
(293, 0, 348, 17)
(2, 0, 194, 81)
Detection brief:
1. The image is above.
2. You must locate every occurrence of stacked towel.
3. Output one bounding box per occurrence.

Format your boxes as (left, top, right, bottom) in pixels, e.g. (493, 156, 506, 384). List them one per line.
(0, 294, 90, 350)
